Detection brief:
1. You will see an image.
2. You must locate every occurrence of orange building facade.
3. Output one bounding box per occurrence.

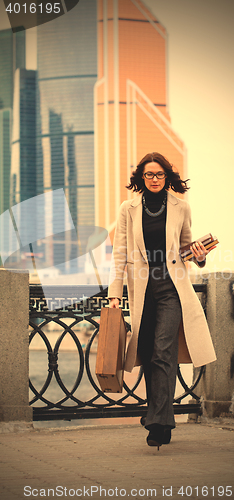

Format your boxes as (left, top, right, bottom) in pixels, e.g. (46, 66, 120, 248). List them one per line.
(95, 0, 186, 239)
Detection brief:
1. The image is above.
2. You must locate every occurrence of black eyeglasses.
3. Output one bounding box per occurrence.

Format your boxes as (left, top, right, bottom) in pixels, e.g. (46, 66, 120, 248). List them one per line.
(143, 172, 167, 180)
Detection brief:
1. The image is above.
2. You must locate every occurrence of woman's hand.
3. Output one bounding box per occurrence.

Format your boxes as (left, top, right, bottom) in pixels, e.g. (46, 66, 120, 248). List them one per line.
(190, 241, 216, 262)
(109, 298, 120, 308)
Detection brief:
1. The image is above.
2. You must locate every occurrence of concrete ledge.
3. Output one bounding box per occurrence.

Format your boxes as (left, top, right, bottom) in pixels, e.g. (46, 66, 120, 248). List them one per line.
(200, 416, 234, 431)
(0, 421, 34, 433)
(0, 405, 32, 422)
(203, 400, 233, 418)
(188, 397, 234, 421)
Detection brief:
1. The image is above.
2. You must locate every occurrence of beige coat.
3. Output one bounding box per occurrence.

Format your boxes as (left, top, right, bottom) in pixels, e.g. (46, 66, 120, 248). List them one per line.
(108, 191, 216, 372)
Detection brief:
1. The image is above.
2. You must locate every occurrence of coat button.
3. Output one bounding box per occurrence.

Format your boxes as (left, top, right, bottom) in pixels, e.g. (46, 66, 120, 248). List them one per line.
(172, 260, 176, 264)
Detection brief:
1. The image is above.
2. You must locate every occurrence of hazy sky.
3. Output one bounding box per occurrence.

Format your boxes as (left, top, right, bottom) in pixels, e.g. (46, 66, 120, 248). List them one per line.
(1, 0, 233, 271)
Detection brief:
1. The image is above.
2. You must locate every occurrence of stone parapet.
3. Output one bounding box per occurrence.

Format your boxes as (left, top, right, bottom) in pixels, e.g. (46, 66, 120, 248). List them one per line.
(0, 269, 32, 422)
(193, 272, 234, 418)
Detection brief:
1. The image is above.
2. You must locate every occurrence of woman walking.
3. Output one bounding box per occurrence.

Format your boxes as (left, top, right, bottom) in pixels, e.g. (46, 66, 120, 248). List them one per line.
(108, 152, 216, 449)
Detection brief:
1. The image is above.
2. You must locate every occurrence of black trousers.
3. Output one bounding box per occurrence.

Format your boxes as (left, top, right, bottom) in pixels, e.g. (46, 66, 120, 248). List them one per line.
(138, 265, 182, 430)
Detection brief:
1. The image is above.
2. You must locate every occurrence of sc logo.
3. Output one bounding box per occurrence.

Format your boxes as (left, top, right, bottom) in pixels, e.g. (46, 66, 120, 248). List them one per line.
(3, 0, 80, 32)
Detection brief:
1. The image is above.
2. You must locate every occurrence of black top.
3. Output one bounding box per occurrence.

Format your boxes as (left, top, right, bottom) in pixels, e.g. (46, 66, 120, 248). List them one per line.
(142, 186, 167, 267)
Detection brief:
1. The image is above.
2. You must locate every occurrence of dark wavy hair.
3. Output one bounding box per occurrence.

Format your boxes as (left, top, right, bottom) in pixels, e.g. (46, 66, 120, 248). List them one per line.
(126, 152, 190, 194)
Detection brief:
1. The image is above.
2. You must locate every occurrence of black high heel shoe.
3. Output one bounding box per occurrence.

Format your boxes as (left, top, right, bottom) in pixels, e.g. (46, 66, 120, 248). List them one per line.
(163, 428, 171, 444)
(146, 424, 172, 449)
(146, 431, 162, 450)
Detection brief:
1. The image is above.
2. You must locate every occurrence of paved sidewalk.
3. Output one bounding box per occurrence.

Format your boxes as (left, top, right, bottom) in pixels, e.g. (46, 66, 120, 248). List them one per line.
(0, 422, 233, 500)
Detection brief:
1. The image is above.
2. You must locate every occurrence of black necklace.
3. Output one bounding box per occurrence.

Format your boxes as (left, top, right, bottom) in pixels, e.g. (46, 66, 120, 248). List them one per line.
(142, 192, 167, 217)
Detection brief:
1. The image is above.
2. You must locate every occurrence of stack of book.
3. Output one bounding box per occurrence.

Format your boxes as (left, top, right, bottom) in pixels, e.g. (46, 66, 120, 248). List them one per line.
(180, 233, 219, 262)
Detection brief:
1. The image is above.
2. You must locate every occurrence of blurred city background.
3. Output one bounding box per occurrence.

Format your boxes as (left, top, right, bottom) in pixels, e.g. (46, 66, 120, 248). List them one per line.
(1, 0, 233, 284)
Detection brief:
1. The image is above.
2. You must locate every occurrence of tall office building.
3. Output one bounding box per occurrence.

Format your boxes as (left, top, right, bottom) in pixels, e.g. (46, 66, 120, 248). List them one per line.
(36, 0, 98, 272)
(5, 68, 37, 268)
(0, 109, 11, 214)
(11, 69, 37, 206)
(0, 29, 25, 110)
(95, 0, 186, 238)
(0, 29, 25, 215)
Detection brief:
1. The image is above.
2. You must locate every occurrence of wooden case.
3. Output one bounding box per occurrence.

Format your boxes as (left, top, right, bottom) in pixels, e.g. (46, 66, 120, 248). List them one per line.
(95, 308, 127, 393)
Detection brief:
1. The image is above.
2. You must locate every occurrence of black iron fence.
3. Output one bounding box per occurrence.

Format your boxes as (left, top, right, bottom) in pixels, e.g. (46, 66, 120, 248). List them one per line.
(29, 284, 207, 421)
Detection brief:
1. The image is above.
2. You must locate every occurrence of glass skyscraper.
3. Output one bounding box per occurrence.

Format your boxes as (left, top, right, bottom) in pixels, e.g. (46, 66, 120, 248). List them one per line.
(0, 29, 25, 215)
(36, 0, 97, 272)
(0, 29, 25, 110)
(95, 0, 186, 243)
(11, 69, 37, 206)
(0, 108, 11, 214)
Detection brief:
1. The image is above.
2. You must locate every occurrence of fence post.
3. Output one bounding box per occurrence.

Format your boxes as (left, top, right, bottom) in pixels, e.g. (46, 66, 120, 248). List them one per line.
(0, 269, 32, 425)
(193, 271, 234, 418)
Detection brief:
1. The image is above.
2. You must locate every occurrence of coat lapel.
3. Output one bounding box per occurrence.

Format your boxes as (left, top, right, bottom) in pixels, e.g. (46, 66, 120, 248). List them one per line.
(166, 192, 180, 253)
(128, 191, 180, 260)
(128, 193, 148, 262)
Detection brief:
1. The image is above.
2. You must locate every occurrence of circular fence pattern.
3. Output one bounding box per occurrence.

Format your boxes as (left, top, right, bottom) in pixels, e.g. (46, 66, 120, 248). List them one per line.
(29, 289, 204, 420)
